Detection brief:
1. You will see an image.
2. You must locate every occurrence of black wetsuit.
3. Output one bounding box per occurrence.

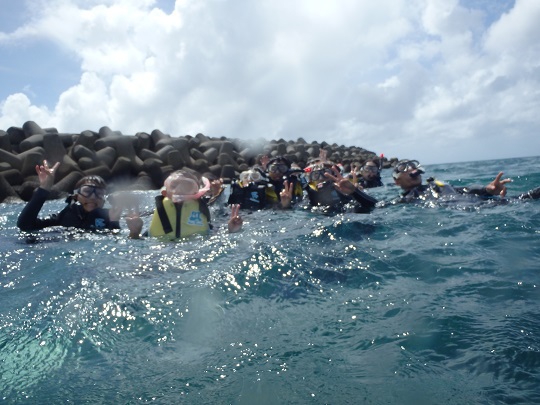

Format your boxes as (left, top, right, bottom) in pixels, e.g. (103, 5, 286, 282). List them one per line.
(17, 187, 120, 232)
(227, 181, 267, 210)
(396, 179, 496, 203)
(395, 178, 540, 203)
(358, 177, 383, 189)
(304, 181, 378, 213)
(518, 187, 540, 200)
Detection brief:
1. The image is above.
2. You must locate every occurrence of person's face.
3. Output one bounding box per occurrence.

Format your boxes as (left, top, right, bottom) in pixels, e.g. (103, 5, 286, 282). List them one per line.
(163, 174, 200, 202)
(308, 165, 332, 185)
(394, 170, 422, 191)
(75, 184, 106, 212)
(361, 163, 379, 180)
(267, 162, 289, 181)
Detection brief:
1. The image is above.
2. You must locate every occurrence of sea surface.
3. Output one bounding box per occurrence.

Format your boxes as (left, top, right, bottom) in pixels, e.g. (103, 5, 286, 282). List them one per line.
(1, 156, 539, 404)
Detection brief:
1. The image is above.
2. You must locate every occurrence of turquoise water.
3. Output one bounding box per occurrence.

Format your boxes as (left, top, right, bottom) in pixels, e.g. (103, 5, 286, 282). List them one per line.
(1, 156, 539, 404)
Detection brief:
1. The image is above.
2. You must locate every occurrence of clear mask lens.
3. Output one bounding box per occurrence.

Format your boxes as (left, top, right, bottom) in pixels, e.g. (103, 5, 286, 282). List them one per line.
(269, 164, 288, 174)
(77, 185, 105, 199)
(396, 160, 419, 173)
(362, 165, 379, 173)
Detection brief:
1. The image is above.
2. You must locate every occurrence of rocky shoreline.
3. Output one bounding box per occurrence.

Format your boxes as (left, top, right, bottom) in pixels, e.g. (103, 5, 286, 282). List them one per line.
(0, 121, 396, 203)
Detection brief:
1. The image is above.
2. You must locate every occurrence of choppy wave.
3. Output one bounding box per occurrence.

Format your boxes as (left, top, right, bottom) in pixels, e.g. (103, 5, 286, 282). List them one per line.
(1, 156, 539, 404)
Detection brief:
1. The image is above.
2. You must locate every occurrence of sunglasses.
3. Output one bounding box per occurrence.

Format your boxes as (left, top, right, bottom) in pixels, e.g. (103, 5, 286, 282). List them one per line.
(75, 185, 106, 199)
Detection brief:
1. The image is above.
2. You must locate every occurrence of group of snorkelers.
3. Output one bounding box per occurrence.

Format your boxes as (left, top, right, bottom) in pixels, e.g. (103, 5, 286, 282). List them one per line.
(17, 152, 540, 240)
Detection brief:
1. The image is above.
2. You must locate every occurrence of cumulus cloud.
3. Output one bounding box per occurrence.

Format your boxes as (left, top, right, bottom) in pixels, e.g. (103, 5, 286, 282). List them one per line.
(0, 0, 538, 164)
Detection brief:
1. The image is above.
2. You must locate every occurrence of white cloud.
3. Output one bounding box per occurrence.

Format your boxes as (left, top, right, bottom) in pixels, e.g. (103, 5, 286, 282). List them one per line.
(0, 93, 51, 126)
(0, 0, 538, 164)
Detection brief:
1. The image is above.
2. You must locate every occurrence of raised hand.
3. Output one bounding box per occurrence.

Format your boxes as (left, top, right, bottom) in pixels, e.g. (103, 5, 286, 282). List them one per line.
(486, 172, 512, 197)
(227, 204, 243, 233)
(124, 206, 143, 239)
(279, 180, 294, 208)
(260, 155, 270, 170)
(324, 165, 357, 195)
(35, 160, 60, 191)
(349, 166, 359, 188)
(210, 178, 224, 196)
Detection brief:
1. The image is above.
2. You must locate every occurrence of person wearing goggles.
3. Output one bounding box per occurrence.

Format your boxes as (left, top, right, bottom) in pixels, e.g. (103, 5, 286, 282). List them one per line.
(17, 160, 124, 233)
(303, 163, 378, 214)
(227, 167, 269, 211)
(238, 169, 264, 186)
(356, 159, 383, 189)
(307, 165, 334, 183)
(391, 159, 513, 203)
(137, 169, 242, 240)
(267, 163, 289, 176)
(260, 156, 303, 209)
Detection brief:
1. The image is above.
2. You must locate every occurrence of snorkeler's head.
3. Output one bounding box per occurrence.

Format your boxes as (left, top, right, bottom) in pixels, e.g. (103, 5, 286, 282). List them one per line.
(392, 160, 424, 179)
(162, 170, 210, 203)
(304, 162, 334, 184)
(267, 156, 291, 180)
(393, 159, 424, 190)
(73, 175, 107, 211)
(359, 160, 380, 181)
(239, 168, 265, 186)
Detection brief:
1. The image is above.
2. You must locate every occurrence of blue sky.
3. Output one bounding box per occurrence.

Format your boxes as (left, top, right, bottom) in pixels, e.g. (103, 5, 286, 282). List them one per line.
(1, 0, 537, 165)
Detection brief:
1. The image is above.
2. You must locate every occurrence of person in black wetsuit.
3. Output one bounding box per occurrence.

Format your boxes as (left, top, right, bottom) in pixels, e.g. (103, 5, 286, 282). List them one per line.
(259, 156, 304, 209)
(17, 160, 124, 233)
(391, 159, 540, 203)
(355, 160, 384, 189)
(302, 161, 378, 214)
(227, 167, 269, 211)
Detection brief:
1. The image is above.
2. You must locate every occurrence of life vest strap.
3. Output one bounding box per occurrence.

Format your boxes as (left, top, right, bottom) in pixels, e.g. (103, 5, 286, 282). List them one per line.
(175, 203, 182, 238)
(155, 195, 173, 234)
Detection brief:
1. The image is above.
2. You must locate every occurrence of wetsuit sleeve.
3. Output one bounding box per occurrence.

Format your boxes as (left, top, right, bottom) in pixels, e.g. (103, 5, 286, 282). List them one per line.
(457, 186, 494, 198)
(106, 212, 121, 230)
(17, 187, 62, 231)
(350, 189, 378, 213)
(227, 183, 242, 205)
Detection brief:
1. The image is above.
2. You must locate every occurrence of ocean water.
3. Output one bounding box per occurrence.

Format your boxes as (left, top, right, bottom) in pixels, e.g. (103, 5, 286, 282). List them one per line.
(1, 156, 539, 404)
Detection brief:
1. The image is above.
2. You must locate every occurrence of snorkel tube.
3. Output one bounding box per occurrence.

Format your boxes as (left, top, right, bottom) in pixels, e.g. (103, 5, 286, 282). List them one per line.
(409, 168, 424, 178)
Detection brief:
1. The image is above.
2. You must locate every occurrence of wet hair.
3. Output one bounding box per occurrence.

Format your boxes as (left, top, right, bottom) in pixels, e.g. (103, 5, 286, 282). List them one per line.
(202, 172, 218, 181)
(268, 156, 291, 168)
(75, 175, 107, 189)
(363, 159, 379, 167)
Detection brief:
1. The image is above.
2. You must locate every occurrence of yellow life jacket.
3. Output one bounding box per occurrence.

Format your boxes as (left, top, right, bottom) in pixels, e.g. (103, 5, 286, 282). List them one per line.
(148, 197, 210, 239)
(265, 187, 279, 204)
(265, 179, 303, 204)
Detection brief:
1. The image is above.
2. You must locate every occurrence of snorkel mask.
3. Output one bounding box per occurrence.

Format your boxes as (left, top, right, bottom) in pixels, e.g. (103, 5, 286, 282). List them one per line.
(75, 184, 106, 199)
(69, 175, 108, 205)
(392, 160, 424, 180)
(239, 169, 263, 186)
(305, 163, 333, 182)
(163, 171, 211, 203)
